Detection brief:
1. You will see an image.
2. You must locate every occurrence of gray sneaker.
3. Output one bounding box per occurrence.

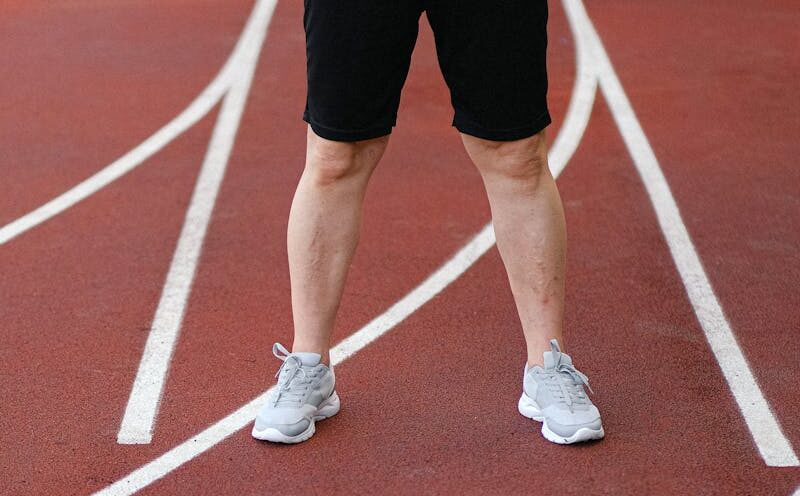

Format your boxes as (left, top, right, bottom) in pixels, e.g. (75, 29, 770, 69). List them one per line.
(518, 339, 604, 444)
(251, 343, 339, 443)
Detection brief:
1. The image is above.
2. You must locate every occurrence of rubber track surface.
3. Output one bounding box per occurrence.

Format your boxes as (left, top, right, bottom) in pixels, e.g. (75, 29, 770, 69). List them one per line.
(0, 0, 797, 495)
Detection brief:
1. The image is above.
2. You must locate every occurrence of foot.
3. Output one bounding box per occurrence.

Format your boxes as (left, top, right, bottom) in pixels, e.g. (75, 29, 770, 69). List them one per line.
(251, 343, 339, 444)
(518, 339, 604, 444)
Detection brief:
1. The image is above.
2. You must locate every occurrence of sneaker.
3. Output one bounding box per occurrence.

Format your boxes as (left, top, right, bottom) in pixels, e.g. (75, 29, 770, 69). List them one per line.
(251, 343, 339, 443)
(518, 339, 604, 444)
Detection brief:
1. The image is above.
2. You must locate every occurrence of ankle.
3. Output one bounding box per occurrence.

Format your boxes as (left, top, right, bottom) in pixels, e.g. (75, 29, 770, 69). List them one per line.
(290, 343, 330, 365)
(526, 341, 563, 368)
(526, 359, 543, 369)
(526, 348, 548, 368)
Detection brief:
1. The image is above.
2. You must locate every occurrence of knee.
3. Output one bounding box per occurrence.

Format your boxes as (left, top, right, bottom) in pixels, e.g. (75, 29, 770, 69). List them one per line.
(466, 132, 550, 186)
(305, 131, 387, 186)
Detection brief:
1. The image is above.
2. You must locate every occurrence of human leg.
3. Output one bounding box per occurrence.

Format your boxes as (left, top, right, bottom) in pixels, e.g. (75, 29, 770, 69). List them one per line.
(288, 129, 389, 363)
(461, 131, 566, 367)
(428, 0, 603, 443)
(253, 0, 423, 443)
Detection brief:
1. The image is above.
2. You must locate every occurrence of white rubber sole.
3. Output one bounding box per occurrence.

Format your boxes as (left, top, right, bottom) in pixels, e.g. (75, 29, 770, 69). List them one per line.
(518, 392, 604, 445)
(518, 391, 545, 422)
(251, 391, 340, 444)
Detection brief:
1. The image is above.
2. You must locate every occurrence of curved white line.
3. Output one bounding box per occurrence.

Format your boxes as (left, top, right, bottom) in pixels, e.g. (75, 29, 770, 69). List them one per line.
(92, 5, 599, 493)
(116, 0, 278, 445)
(548, 4, 597, 177)
(562, 0, 798, 468)
(0, 0, 267, 246)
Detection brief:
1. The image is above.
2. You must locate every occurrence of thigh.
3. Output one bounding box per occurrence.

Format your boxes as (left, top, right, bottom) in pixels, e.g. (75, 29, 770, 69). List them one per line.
(304, 0, 423, 142)
(426, 0, 551, 141)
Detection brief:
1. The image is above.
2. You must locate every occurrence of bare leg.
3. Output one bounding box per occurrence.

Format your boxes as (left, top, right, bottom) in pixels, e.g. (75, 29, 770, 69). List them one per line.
(287, 127, 389, 363)
(461, 130, 567, 367)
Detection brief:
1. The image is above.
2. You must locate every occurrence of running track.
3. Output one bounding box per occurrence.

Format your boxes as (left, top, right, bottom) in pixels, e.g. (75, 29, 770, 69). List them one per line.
(1, 0, 798, 494)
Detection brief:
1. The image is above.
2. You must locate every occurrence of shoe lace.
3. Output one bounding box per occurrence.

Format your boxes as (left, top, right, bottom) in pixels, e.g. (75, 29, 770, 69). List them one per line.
(544, 356, 594, 411)
(271, 343, 313, 407)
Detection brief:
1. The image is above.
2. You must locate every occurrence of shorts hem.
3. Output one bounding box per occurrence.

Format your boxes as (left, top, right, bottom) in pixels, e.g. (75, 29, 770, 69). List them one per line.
(454, 111, 552, 142)
(303, 114, 393, 142)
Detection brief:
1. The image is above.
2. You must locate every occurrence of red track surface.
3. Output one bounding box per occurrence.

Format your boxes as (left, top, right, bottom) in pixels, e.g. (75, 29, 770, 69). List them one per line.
(1, 0, 798, 495)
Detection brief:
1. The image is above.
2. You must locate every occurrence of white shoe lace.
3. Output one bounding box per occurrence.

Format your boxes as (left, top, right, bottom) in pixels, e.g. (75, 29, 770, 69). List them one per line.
(543, 356, 594, 410)
(271, 343, 314, 407)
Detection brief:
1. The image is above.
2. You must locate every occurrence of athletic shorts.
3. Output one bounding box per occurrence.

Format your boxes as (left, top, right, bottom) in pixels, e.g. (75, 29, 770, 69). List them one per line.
(302, 0, 551, 142)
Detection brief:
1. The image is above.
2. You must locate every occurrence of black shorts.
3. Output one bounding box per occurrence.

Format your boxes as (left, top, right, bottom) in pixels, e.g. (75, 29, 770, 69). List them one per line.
(302, 0, 551, 142)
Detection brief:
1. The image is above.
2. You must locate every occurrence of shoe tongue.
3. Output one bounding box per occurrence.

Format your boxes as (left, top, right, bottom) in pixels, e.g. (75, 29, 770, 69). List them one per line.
(290, 352, 321, 367)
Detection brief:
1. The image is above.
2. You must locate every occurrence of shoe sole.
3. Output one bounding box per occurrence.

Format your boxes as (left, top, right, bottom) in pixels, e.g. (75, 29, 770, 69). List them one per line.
(518, 392, 604, 445)
(251, 390, 340, 444)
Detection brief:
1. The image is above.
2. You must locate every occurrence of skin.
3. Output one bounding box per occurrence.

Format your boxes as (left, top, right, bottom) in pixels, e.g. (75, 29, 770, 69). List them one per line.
(288, 126, 565, 367)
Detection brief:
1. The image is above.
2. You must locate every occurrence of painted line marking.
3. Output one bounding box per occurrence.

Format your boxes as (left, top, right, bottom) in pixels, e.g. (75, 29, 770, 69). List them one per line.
(549, 2, 597, 176)
(92, 7, 598, 490)
(331, 224, 496, 363)
(116, 0, 278, 444)
(0, 0, 269, 246)
(98, 223, 503, 495)
(562, 0, 799, 467)
(98, 225, 493, 494)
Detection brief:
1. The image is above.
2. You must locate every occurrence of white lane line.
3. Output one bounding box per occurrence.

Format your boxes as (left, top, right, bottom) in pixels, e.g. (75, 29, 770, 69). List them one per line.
(331, 224, 496, 363)
(116, 0, 278, 445)
(93, 16, 598, 491)
(563, 0, 799, 467)
(549, 2, 598, 175)
(0, 0, 270, 246)
(96, 225, 495, 495)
